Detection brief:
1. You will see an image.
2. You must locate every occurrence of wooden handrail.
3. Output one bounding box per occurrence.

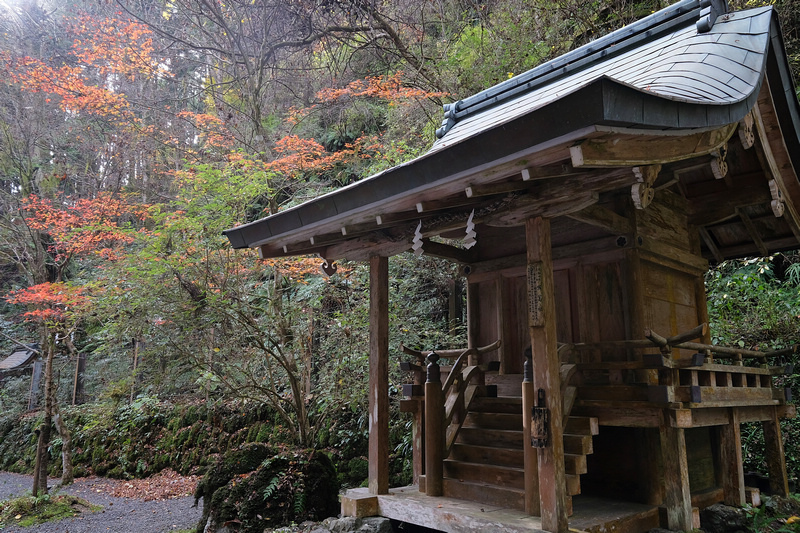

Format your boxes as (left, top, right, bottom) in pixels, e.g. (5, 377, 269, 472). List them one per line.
(441, 348, 473, 397)
(562, 324, 796, 360)
(444, 365, 485, 455)
(402, 339, 501, 363)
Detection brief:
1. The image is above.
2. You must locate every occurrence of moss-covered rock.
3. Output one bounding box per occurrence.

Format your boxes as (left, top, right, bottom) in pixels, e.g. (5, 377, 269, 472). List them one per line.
(197, 447, 338, 533)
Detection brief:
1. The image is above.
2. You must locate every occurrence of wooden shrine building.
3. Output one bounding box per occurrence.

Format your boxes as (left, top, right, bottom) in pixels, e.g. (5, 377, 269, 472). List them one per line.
(224, 0, 799, 531)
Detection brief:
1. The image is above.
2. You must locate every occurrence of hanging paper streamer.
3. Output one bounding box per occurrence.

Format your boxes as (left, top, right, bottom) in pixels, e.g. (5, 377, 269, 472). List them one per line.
(463, 209, 477, 249)
(412, 220, 424, 255)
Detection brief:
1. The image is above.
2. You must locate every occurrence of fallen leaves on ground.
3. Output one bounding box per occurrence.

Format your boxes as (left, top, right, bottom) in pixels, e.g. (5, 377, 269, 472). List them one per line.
(80, 469, 199, 501)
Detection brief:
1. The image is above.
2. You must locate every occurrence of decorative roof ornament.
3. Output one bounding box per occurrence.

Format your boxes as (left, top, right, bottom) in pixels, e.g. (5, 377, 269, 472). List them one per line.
(412, 221, 424, 255)
(697, 0, 730, 32)
(436, 102, 462, 139)
(463, 209, 477, 249)
(320, 259, 338, 277)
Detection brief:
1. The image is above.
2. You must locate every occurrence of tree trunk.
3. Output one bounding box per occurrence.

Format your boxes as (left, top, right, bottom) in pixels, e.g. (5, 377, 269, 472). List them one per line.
(53, 402, 73, 485)
(32, 335, 55, 496)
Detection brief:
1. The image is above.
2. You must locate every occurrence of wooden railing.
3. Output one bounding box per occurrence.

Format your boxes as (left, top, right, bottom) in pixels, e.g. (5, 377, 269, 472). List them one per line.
(401, 340, 501, 496)
(561, 324, 795, 408)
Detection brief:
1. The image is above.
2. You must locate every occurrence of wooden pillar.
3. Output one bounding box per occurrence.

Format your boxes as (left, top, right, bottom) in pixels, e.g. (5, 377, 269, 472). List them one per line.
(763, 406, 790, 496)
(369, 255, 389, 495)
(424, 354, 444, 496)
(526, 217, 568, 533)
(522, 349, 540, 515)
(660, 421, 693, 531)
(719, 408, 745, 506)
(72, 352, 86, 406)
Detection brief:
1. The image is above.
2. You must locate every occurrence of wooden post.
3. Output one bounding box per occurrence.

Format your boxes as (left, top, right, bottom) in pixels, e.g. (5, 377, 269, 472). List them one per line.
(412, 404, 424, 485)
(762, 406, 790, 496)
(719, 408, 745, 506)
(522, 348, 541, 515)
(71, 352, 85, 406)
(660, 421, 693, 531)
(369, 255, 389, 495)
(526, 217, 568, 533)
(425, 353, 444, 496)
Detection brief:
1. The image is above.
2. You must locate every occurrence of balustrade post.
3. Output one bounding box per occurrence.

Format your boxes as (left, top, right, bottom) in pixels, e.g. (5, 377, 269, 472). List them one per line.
(425, 352, 444, 496)
(522, 347, 540, 514)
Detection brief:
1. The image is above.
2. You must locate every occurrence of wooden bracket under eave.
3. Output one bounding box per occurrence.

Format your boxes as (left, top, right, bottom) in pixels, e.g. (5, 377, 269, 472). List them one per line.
(631, 164, 661, 210)
(569, 123, 737, 168)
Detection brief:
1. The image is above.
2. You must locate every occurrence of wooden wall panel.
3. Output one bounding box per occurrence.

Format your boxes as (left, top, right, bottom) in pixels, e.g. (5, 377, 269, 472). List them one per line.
(476, 279, 500, 366)
(504, 274, 529, 374)
(553, 269, 575, 345)
(642, 261, 704, 358)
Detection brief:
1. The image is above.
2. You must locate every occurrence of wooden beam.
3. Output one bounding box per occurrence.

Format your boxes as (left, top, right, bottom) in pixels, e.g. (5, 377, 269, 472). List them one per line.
(659, 422, 693, 531)
(420, 239, 477, 264)
(466, 167, 590, 198)
(762, 406, 790, 496)
(736, 207, 768, 256)
(719, 408, 745, 506)
(566, 204, 633, 234)
(526, 217, 569, 533)
(570, 123, 738, 168)
(698, 227, 724, 264)
(369, 256, 390, 495)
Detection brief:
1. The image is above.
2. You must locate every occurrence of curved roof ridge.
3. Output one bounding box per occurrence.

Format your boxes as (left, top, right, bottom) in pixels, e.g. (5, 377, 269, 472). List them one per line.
(436, 0, 730, 138)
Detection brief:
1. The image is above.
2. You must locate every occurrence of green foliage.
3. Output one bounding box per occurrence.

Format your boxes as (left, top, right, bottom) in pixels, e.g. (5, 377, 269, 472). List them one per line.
(745, 495, 800, 533)
(0, 493, 101, 527)
(706, 254, 800, 483)
(197, 448, 338, 533)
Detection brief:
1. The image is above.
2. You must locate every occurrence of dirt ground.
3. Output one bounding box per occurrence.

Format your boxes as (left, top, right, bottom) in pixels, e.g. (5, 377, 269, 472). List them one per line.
(0, 470, 203, 533)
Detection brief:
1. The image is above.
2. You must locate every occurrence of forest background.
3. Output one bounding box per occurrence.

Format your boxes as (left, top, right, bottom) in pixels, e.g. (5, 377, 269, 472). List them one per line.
(0, 0, 799, 520)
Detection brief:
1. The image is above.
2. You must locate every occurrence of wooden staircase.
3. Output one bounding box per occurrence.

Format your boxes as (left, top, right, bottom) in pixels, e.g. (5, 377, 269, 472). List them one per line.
(439, 396, 599, 512)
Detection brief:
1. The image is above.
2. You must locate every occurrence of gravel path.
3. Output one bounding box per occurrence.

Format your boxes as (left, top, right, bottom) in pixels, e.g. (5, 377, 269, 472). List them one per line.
(0, 472, 203, 533)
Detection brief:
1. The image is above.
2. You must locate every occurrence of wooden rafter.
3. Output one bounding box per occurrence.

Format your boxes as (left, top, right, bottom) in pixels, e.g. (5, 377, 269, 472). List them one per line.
(566, 204, 632, 234)
(735, 207, 768, 256)
(697, 227, 723, 263)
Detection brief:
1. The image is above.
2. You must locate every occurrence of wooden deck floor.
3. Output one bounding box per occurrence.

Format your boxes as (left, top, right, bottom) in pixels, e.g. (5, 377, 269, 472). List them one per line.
(342, 486, 661, 533)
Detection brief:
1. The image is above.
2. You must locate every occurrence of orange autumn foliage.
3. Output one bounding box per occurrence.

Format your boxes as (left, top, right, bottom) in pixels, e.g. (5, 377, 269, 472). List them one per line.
(2, 55, 132, 119)
(68, 15, 169, 81)
(22, 193, 149, 264)
(6, 282, 88, 323)
(178, 111, 235, 150)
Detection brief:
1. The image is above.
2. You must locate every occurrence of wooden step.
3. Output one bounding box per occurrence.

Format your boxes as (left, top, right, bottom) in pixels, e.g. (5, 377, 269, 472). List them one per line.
(443, 459, 524, 489)
(565, 453, 587, 475)
(469, 396, 522, 413)
(450, 443, 523, 468)
(463, 411, 522, 430)
(457, 427, 523, 449)
(566, 474, 581, 496)
(563, 433, 594, 455)
(441, 477, 525, 510)
(565, 416, 599, 435)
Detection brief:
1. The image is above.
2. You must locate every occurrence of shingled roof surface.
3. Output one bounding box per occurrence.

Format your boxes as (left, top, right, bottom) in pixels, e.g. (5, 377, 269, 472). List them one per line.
(224, 0, 793, 254)
(431, 6, 773, 151)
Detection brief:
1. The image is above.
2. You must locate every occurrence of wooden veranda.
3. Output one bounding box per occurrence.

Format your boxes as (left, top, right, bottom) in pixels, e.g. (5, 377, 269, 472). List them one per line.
(225, 1, 800, 531)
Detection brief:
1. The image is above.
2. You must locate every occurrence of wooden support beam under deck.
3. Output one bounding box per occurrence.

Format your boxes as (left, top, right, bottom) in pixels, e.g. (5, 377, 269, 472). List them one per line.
(525, 217, 569, 533)
(659, 421, 692, 531)
(719, 408, 745, 506)
(763, 406, 790, 496)
(369, 256, 390, 495)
